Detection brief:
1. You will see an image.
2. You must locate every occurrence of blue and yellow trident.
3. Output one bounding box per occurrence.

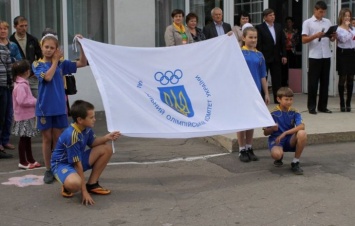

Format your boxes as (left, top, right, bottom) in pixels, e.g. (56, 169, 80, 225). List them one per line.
(155, 69, 194, 117)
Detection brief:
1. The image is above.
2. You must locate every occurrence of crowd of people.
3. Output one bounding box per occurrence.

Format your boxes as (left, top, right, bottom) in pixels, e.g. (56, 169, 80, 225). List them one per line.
(0, 16, 121, 205)
(0, 0, 354, 204)
(163, 1, 354, 174)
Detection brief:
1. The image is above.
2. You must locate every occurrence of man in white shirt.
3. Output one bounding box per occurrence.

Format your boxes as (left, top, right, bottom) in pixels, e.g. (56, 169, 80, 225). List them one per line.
(302, 1, 336, 114)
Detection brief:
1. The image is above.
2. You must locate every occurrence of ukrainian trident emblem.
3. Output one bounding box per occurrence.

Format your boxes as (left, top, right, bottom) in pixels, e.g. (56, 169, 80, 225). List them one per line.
(155, 69, 194, 117)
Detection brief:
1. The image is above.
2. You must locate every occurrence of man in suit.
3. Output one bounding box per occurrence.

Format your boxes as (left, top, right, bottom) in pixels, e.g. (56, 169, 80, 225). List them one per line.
(256, 9, 287, 103)
(302, 1, 335, 114)
(9, 16, 42, 98)
(203, 7, 232, 39)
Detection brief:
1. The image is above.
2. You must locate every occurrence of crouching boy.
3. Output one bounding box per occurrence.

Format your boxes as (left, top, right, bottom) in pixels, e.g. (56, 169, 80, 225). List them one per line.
(51, 100, 121, 205)
(263, 87, 307, 175)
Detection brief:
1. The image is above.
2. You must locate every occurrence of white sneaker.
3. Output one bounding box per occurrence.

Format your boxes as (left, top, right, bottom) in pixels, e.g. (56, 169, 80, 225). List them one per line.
(18, 163, 35, 170)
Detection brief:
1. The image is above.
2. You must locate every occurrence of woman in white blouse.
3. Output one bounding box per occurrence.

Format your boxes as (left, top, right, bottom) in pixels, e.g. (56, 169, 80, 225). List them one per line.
(336, 8, 355, 112)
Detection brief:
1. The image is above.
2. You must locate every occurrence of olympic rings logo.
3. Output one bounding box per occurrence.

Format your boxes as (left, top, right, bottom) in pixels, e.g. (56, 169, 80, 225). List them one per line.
(154, 69, 183, 85)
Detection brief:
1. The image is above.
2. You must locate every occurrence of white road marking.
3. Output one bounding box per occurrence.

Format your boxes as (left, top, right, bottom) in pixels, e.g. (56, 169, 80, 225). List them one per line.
(0, 153, 230, 175)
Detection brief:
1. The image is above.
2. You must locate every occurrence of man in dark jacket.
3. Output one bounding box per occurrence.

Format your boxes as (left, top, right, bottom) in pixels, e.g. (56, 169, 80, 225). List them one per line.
(10, 16, 42, 97)
(256, 9, 287, 104)
(203, 7, 232, 39)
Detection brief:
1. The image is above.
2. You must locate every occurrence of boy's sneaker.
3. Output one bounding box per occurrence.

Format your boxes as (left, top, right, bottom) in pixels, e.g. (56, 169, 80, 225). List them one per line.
(86, 182, 111, 195)
(247, 148, 259, 161)
(239, 149, 250, 162)
(61, 186, 74, 198)
(43, 170, 54, 184)
(291, 162, 304, 175)
(273, 155, 283, 167)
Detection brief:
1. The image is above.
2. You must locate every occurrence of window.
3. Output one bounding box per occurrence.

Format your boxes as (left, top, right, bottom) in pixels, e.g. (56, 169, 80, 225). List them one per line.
(341, 1, 355, 13)
(155, 0, 185, 47)
(155, 0, 228, 47)
(19, 0, 62, 42)
(17, 0, 108, 61)
(190, 0, 224, 28)
(234, 0, 263, 25)
(0, 0, 11, 24)
(67, 0, 108, 60)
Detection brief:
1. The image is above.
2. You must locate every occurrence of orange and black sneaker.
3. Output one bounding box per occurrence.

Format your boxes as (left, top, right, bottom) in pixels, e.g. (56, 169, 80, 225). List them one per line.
(86, 182, 111, 195)
(61, 185, 74, 198)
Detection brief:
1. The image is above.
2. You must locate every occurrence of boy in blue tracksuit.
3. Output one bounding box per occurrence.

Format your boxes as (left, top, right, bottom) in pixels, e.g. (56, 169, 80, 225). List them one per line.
(51, 100, 121, 205)
(263, 87, 307, 175)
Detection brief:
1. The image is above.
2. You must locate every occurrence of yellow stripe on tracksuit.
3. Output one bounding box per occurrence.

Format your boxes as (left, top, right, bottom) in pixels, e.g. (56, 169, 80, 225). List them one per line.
(71, 130, 80, 162)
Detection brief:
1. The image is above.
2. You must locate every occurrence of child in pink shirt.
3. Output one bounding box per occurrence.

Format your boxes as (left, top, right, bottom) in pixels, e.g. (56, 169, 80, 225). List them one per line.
(12, 60, 40, 169)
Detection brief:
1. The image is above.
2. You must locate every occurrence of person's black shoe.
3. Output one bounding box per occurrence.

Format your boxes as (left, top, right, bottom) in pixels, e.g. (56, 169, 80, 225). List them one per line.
(86, 182, 111, 195)
(273, 155, 283, 167)
(239, 150, 250, 162)
(247, 148, 259, 161)
(291, 162, 304, 175)
(309, 109, 317, 114)
(341, 102, 346, 112)
(43, 170, 54, 184)
(0, 150, 13, 159)
(318, 109, 332, 113)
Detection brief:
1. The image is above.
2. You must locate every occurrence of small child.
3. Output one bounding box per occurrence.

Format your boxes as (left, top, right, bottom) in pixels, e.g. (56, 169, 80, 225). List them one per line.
(237, 25, 270, 162)
(351, 17, 355, 27)
(32, 33, 87, 184)
(51, 100, 121, 205)
(11, 60, 40, 169)
(263, 87, 307, 175)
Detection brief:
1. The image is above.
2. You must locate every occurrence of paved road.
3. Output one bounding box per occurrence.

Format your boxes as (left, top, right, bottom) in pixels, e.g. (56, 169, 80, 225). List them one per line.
(1, 130, 355, 225)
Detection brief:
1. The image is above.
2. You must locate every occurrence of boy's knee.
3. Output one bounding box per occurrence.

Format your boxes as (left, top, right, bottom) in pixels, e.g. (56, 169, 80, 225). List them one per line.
(297, 130, 307, 141)
(64, 174, 82, 192)
(271, 147, 283, 160)
(104, 144, 113, 156)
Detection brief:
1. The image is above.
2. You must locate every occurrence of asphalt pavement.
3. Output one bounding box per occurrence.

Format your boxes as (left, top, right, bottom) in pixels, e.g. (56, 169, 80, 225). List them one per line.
(0, 94, 355, 226)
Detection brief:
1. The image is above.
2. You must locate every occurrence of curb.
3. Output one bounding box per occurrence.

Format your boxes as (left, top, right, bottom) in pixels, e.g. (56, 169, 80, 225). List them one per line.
(204, 131, 355, 152)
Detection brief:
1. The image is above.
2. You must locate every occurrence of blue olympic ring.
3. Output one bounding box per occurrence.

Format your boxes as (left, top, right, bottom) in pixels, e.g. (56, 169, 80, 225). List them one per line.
(155, 71, 170, 85)
(154, 69, 183, 85)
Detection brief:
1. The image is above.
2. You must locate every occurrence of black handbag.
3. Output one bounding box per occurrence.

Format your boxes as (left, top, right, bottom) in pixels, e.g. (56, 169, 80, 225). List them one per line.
(64, 74, 77, 95)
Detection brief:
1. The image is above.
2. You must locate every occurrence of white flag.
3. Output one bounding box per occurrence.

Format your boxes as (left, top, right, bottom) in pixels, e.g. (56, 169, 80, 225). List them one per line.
(78, 34, 274, 138)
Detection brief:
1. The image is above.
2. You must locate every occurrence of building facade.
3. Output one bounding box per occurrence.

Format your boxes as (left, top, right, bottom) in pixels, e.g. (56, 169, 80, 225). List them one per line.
(1, 0, 354, 110)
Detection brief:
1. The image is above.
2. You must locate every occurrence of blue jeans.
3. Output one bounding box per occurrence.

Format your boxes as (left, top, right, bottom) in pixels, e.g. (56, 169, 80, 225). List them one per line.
(0, 86, 13, 146)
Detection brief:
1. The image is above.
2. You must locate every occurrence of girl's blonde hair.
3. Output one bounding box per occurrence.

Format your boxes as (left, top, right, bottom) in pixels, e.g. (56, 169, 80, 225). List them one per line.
(0, 20, 9, 29)
(40, 34, 59, 47)
(242, 26, 257, 37)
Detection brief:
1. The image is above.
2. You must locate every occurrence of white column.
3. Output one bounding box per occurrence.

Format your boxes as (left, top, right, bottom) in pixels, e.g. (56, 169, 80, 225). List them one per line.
(301, 0, 310, 93)
(185, 0, 190, 14)
(223, 0, 234, 26)
(10, 0, 20, 34)
(62, 0, 69, 59)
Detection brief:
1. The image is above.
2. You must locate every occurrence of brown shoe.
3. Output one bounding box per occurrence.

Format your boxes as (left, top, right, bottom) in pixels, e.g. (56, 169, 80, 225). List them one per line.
(3, 143, 15, 150)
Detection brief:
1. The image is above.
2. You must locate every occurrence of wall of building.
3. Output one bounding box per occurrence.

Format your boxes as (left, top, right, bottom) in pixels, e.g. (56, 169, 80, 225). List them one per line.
(69, 0, 156, 111)
(114, 0, 156, 47)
